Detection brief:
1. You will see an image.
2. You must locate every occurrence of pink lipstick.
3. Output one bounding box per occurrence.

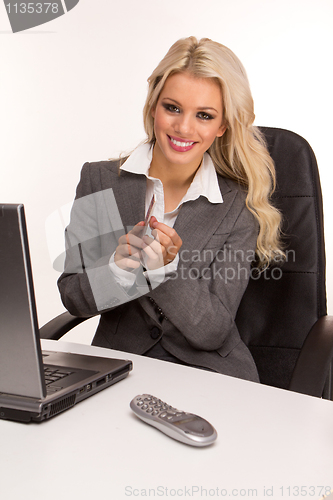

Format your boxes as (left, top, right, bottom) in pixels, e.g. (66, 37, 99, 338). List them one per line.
(167, 135, 197, 152)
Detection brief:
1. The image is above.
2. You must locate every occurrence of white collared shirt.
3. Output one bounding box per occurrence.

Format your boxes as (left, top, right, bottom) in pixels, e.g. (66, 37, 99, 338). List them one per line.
(109, 142, 223, 290)
(121, 142, 223, 227)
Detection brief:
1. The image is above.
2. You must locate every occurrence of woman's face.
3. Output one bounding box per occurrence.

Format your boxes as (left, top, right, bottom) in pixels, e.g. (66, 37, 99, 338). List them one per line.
(151, 72, 226, 174)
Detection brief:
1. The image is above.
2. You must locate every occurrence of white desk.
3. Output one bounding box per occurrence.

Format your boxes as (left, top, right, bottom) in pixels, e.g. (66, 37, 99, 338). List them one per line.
(1, 340, 333, 500)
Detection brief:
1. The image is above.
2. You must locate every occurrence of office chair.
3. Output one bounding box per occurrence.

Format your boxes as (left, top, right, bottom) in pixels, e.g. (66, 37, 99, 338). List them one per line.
(40, 127, 333, 400)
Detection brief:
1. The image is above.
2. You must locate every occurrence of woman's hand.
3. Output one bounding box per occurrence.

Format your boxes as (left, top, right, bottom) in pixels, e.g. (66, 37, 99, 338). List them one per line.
(114, 217, 182, 271)
(114, 222, 146, 271)
(141, 216, 182, 270)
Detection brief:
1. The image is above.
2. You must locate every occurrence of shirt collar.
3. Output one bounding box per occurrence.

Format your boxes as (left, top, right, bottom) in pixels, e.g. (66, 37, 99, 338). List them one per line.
(120, 142, 223, 204)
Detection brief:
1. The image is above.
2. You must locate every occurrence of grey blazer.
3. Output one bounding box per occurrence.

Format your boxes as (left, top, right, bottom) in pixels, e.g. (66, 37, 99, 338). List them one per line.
(58, 160, 260, 382)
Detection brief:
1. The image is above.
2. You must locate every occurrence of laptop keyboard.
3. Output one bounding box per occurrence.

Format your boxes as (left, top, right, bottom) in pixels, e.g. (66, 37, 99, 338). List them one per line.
(44, 366, 73, 386)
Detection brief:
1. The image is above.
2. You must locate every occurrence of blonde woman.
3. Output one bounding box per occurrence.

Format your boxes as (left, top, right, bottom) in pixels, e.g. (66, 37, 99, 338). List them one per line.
(58, 37, 284, 382)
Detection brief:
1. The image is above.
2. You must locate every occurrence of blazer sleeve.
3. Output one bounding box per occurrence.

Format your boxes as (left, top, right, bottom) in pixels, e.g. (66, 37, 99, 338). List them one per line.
(147, 196, 258, 352)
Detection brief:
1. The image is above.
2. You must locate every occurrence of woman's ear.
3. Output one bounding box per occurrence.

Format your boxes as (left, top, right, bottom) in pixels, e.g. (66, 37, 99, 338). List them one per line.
(151, 106, 156, 119)
(216, 123, 227, 138)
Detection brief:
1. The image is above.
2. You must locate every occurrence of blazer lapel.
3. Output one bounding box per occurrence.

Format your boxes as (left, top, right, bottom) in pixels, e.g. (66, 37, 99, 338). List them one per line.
(174, 175, 237, 256)
(104, 169, 146, 231)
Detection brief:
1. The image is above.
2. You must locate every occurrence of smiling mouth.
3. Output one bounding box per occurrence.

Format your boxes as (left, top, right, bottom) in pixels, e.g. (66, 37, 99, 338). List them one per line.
(169, 136, 195, 147)
(167, 135, 197, 152)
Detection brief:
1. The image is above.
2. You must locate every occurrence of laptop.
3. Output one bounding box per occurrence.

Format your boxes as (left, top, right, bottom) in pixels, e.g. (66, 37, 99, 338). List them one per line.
(0, 204, 133, 423)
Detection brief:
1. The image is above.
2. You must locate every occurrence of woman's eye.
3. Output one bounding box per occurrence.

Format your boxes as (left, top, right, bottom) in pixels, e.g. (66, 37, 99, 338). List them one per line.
(163, 103, 180, 113)
(197, 112, 213, 120)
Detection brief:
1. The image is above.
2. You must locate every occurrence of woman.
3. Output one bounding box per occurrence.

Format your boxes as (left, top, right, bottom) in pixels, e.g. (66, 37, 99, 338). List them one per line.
(58, 37, 284, 382)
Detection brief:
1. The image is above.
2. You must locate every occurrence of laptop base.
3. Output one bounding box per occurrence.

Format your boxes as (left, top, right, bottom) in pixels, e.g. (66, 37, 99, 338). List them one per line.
(0, 351, 132, 423)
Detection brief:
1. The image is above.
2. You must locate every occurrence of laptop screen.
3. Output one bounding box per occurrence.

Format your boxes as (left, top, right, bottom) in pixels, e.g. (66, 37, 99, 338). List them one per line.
(0, 204, 46, 398)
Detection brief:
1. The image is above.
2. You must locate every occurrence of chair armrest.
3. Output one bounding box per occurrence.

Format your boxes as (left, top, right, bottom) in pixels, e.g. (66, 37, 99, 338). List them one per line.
(289, 315, 333, 399)
(39, 311, 91, 340)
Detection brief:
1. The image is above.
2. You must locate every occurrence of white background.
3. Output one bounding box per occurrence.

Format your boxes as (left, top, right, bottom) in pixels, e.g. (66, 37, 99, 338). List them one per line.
(0, 0, 332, 342)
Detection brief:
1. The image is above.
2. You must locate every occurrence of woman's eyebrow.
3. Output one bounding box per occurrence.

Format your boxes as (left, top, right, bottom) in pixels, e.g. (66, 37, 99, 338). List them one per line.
(161, 98, 181, 106)
(162, 97, 219, 113)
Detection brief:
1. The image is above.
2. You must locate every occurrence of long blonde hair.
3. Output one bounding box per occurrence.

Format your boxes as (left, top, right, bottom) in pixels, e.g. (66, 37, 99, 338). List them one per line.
(143, 37, 284, 267)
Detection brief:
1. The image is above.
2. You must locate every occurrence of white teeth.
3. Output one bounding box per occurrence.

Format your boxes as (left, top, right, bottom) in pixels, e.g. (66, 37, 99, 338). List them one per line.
(170, 137, 194, 147)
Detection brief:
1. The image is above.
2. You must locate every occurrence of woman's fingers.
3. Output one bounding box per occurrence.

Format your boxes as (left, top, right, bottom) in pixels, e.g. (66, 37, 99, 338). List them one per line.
(114, 222, 145, 270)
(141, 234, 164, 269)
(141, 218, 182, 268)
(152, 221, 182, 261)
(115, 217, 183, 271)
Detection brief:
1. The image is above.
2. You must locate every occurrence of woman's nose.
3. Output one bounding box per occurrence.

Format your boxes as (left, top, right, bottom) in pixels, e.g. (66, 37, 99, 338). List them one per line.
(174, 114, 194, 136)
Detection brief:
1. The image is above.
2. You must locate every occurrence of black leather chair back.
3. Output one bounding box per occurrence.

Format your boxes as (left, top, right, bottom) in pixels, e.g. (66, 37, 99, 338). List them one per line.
(236, 127, 327, 389)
